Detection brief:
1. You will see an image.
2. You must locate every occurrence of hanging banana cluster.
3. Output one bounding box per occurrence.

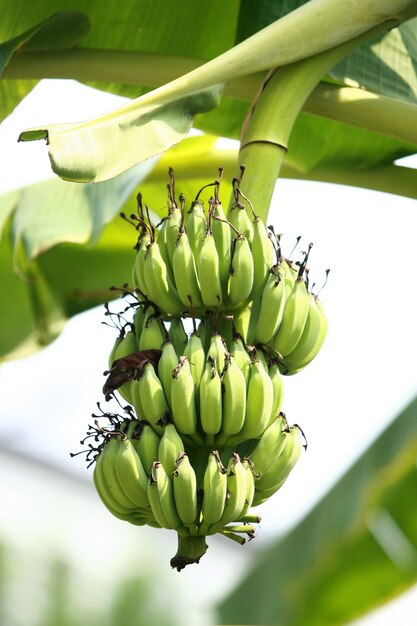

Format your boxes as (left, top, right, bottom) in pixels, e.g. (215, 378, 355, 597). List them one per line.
(80, 168, 327, 570)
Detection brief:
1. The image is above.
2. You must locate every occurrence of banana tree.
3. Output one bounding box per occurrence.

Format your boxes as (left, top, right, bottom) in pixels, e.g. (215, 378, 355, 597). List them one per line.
(1, 0, 417, 622)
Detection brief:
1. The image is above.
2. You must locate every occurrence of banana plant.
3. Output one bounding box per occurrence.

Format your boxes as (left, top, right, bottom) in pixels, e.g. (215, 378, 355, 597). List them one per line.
(1, 0, 417, 620)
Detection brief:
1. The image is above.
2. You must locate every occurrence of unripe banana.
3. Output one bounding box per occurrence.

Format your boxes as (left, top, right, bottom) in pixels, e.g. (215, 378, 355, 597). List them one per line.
(183, 333, 206, 388)
(166, 206, 182, 266)
(239, 459, 256, 518)
(201, 451, 228, 525)
(207, 333, 227, 375)
(168, 317, 188, 357)
(113, 329, 138, 404)
(157, 341, 178, 404)
(199, 356, 222, 437)
(138, 363, 169, 434)
(254, 425, 302, 495)
(143, 241, 184, 315)
(269, 364, 285, 425)
(108, 334, 123, 370)
(283, 294, 328, 373)
(93, 449, 136, 518)
(247, 414, 288, 478)
(212, 453, 248, 530)
(239, 357, 274, 440)
(229, 335, 251, 384)
(211, 201, 232, 298)
(220, 354, 247, 438)
(100, 437, 138, 510)
(132, 233, 151, 295)
(269, 278, 310, 357)
(254, 267, 286, 345)
(115, 437, 151, 510)
(228, 235, 254, 307)
(282, 258, 299, 297)
(197, 317, 211, 354)
(148, 461, 182, 530)
(138, 310, 166, 351)
(171, 356, 197, 435)
(172, 228, 203, 309)
(131, 421, 160, 476)
(131, 379, 145, 421)
(172, 453, 198, 526)
(133, 306, 146, 339)
(233, 298, 261, 346)
(197, 230, 222, 307)
(228, 205, 254, 243)
(251, 218, 275, 299)
(158, 423, 185, 474)
(186, 200, 207, 258)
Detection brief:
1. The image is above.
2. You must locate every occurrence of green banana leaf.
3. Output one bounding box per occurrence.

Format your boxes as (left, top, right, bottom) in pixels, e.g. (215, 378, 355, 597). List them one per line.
(218, 394, 417, 626)
(1, 1, 417, 181)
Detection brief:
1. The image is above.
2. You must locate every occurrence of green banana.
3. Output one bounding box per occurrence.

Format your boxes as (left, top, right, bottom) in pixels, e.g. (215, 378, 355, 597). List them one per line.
(254, 267, 286, 345)
(132, 233, 151, 295)
(131, 421, 160, 476)
(157, 341, 178, 405)
(168, 317, 188, 357)
(137, 363, 169, 434)
(132, 305, 146, 339)
(228, 205, 254, 243)
(131, 379, 145, 421)
(199, 355, 222, 437)
(211, 201, 232, 299)
(228, 235, 254, 307)
(269, 277, 310, 357)
(233, 298, 261, 346)
(158, 423, 184, 474)
(143, 241, 184, 315)
(113, 329, 139, 404)
(239, 459, 255, 518)
(254, 425, 302, 496)
(183, 332, 206, 388)
(238, 357, 273, 440)
(170, 356, 197, 435)
(269, 364, 285, 425)
(166, 206, 182, 266)
(247, 414, 288, 478)
(93, 449, 136, 518)
(138, 310, 166, 350)
(283, 294, 328, 373)
(251, 217, 275, 299)
(229, 335, 251, 384)
(201, 451, 228, 525)
(197, 228, 222, 307)
(172, 228, 203, 309)
(207, 333, 227, 375)
(211, 453, 248, 531)
(115, 437, 151, 510)
(186, 199, 207, 258)
(100, 437, 138, 510)
(148, 461, 182, 530)
(172, 453, 198, 526)
(220, 354, 247, 438)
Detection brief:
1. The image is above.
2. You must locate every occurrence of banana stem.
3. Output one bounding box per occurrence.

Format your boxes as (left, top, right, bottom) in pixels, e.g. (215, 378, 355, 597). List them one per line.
(170, 534, 208, 571)
(233, 19, 409, 223)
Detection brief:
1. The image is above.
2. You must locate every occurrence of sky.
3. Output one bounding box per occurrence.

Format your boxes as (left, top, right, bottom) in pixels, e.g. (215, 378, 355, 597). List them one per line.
(1, 78, 417, 625)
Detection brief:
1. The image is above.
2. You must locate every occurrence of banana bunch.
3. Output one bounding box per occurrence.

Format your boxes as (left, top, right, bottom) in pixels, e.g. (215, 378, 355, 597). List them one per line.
(91, 418, 260, 548)
(130, 175, 275, 318)
(105, 311, 284, 446)
(232, 256, 328, 375)
(81, 169, 329, 570)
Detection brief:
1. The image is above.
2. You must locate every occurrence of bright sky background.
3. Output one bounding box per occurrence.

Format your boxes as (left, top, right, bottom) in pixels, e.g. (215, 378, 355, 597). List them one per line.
(1, 79, 417, 624)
